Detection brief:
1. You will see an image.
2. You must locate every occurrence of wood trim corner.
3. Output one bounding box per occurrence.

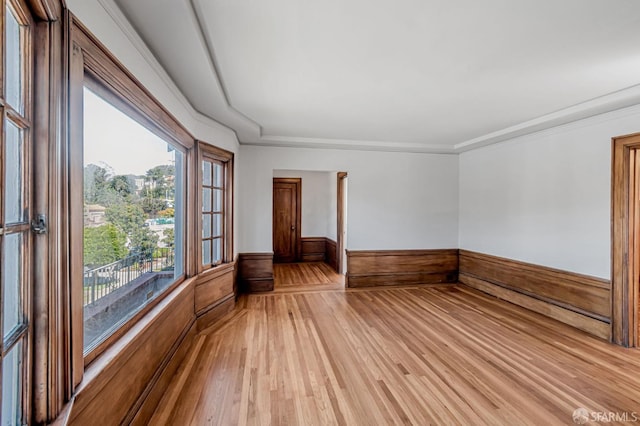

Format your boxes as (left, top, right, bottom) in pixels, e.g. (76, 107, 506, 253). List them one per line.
(299, 237, 338, 271)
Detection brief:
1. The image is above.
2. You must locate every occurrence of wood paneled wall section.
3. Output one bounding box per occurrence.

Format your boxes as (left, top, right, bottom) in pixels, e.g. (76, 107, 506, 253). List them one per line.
(194, 263, 236, 330)
(301, 237, 327, 262)
(67, 280, 197, 425)
(64, 262, 238, 425)
(458, 250, 611, 340)
(300, 237, 338, 271)
(238, 253, 274, 292)
(346, 249, 458, 288)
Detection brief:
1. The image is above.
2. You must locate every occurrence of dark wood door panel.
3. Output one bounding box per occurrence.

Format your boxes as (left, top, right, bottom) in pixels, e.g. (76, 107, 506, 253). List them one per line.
(273, 179, 301, 263)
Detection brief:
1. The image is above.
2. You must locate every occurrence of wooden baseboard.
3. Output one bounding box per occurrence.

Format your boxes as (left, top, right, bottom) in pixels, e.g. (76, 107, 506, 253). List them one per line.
(459, 250, 611, 340)
(238, 253, 274, 292)
(346, 249, 458, 288)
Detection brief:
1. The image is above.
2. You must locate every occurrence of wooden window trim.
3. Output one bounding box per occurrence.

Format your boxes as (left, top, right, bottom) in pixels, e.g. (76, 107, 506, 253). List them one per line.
(29, 1, 65, 422)
(197, 141, 234, 274)
(70, 17, 193, 150)
(68, 15, 196, 372)
(26, 0, 61, 21)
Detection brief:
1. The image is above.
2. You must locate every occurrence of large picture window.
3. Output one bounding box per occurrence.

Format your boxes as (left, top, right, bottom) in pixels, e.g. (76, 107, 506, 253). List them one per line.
(81, 85, 185, 353)
(69, 21, 195, 368)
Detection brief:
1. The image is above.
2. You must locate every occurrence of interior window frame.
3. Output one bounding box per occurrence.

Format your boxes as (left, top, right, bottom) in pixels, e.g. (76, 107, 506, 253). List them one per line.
(197, 141, 234, 274)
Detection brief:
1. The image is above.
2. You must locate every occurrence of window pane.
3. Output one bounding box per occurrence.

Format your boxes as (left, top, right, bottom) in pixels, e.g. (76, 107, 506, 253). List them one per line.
(213, 189, 223, 212)
(3, 233, 23, 339)
(213, 238, 222, 263)
(5, 6, 23, 113)
(202, 240, 211, 266)
(202, 161, 212, 186)
(1, 340, 23, 426)
(212, 213, 222, 237)
(203, 188, 211, 212)
(213, 163, 223, 187)
(4, 120, 24, 224)
(83, 87, 184, 352)
(202, 214, 211, 238)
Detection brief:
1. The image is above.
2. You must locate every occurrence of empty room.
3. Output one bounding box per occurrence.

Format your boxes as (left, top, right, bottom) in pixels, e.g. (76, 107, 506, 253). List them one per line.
(1, 0, 640, 424)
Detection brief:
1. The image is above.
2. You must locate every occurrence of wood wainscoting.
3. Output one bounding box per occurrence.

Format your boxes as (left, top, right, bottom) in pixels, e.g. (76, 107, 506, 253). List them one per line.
(67, 279, 197, 425)
(300, 237, 327, 262)
(238, 253, 274, 292)
(300, 237, 338, 271)
(346, 249, 458, 288)
(458, 250, 611, 340)
(325, 238, 338, 271)
(194, 262, 236, 331)
(64, 260, 241, 426)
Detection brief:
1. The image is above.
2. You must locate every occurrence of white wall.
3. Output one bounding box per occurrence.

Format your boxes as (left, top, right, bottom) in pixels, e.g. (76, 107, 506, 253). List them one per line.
(239, 145, 459, 252)
(460, 104, 640, 279)
(273, 170, 337, 240)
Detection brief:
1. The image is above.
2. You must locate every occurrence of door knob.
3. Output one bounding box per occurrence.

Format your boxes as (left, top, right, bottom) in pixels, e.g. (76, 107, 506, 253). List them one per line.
(291, 226, 295, 231)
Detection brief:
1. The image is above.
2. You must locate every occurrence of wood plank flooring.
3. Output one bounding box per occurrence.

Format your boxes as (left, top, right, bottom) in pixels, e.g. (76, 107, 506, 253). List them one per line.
(150, 285, 640, 425)
(273, 262, 344, 292)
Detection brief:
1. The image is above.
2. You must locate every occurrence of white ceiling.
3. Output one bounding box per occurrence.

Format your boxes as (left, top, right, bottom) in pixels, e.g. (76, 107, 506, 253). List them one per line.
(113, 0, 640, 153)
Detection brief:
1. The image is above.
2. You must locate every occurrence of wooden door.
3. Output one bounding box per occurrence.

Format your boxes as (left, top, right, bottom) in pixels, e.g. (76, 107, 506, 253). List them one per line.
(273, 178, 301, 263)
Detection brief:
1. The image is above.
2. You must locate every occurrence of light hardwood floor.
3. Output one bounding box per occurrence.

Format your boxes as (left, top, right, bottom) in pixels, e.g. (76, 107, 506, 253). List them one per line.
(150, 284, 640, 425)
(273, 262, 344, 292)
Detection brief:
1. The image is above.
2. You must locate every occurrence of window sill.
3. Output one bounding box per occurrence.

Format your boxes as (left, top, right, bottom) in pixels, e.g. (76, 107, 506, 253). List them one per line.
(198, 260, 236, 281)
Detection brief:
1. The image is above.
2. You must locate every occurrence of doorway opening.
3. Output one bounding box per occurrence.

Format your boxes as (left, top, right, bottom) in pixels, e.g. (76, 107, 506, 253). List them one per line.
(272, 170, 347, 290)
(612, 131, 640, 347)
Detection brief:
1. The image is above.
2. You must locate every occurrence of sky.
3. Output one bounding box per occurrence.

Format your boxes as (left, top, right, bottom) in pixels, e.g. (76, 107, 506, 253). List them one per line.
(83, 87, 176, 176)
